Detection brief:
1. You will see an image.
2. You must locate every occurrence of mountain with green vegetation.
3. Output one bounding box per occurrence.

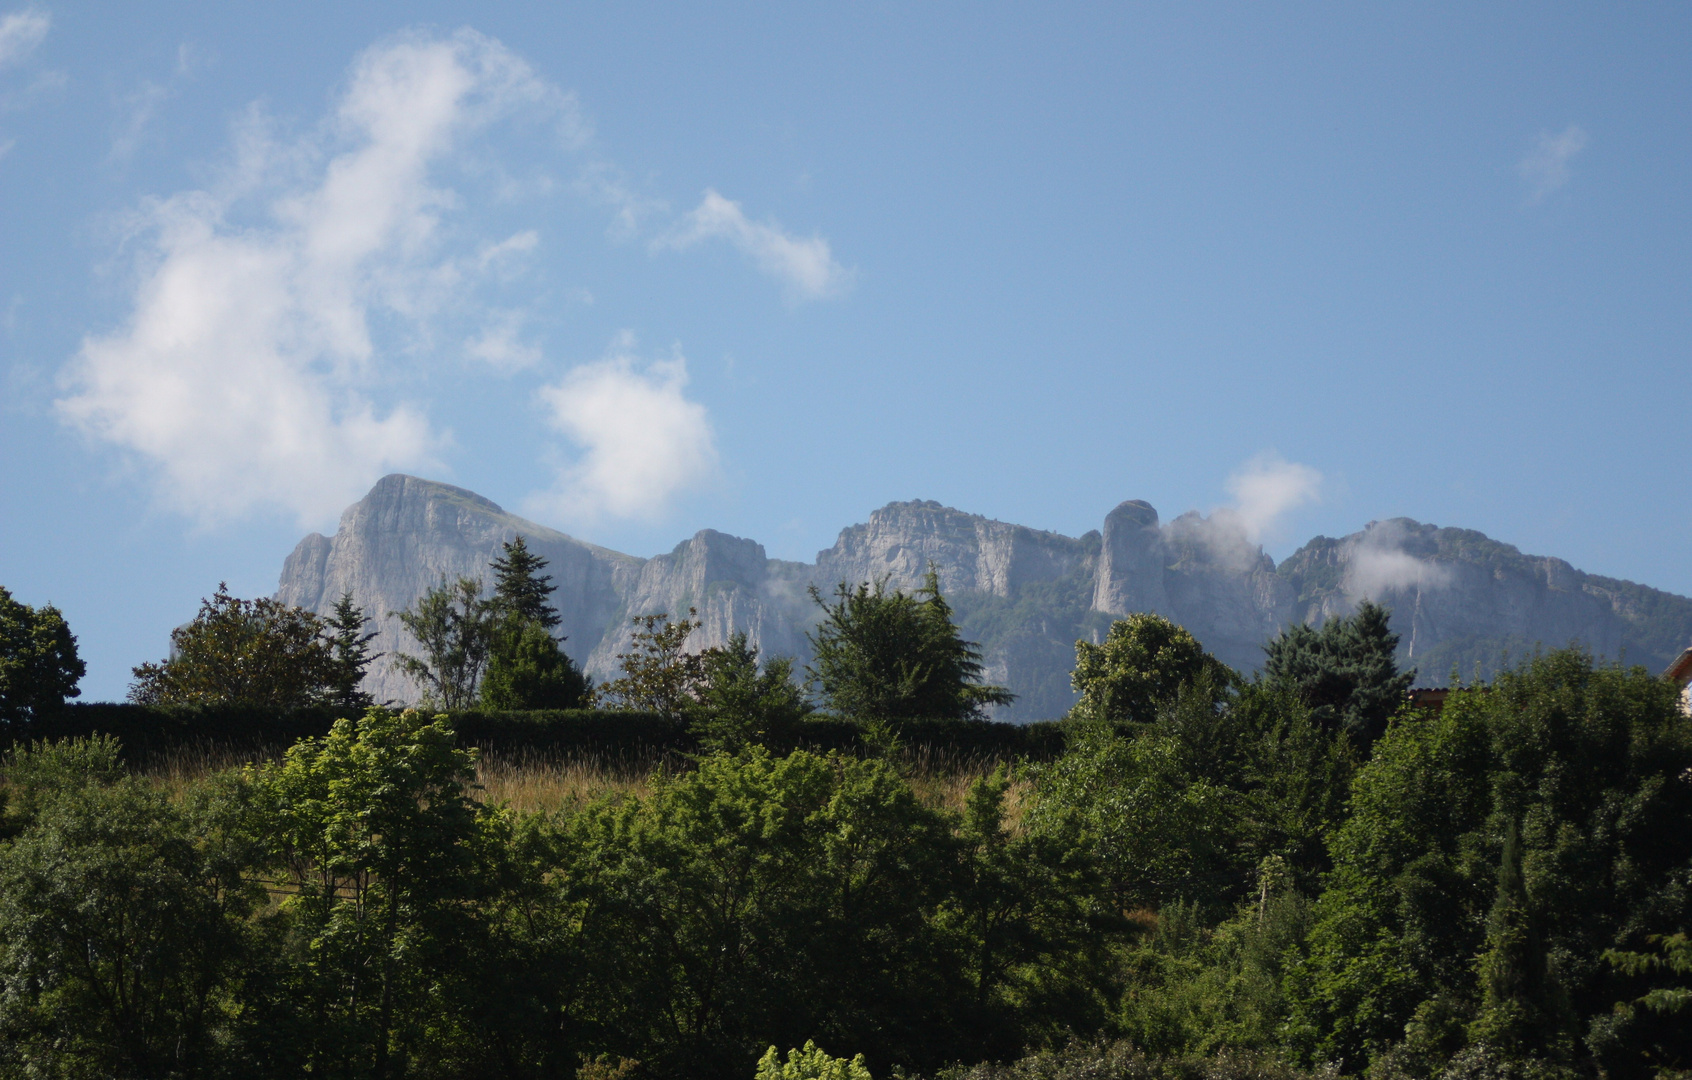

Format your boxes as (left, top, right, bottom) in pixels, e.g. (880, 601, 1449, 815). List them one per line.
(276, 476, 1692, 717)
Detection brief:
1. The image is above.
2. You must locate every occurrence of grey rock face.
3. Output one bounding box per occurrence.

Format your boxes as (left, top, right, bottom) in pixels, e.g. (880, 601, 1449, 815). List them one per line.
(275, 475, 1692, 719)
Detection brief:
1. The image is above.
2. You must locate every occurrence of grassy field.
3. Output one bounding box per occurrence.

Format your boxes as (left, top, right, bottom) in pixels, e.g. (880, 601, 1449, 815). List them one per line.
(124, 741, 1031, 820)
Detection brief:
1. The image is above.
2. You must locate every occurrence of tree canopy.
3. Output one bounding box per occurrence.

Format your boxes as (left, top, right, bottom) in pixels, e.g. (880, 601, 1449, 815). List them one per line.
(1262, 599, 1413, 745)
(1069, 612, 1231, 730)
(491, 535, 560, 630)
(128, 584, 338, 708)
(807, 571, 1013, 723)
(0, 585, 83, 722)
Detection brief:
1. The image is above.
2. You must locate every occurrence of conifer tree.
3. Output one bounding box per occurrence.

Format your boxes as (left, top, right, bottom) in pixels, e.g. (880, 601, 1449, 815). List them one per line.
(490, 536, 560, 629)
(1469, 820, 1568, 1058)
(1263, 599, 1413, 745)
(323, 592, 380, 710)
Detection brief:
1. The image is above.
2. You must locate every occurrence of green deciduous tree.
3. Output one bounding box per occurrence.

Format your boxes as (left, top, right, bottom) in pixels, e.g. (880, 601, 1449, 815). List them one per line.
(1262, 600, 1413, 746)
(129, 583, 338, 708)
(1283, 650, 1692, 1076)
(0, 585, 84, 722)
(807, 571, 1013, 724)
(1069, 613, 1230, 731)
(557, 747, 956, 1078)
(393, 576, 497, 709)
(755, 1041, 873, 1080)
(248, 708, 512, 1077)
(0, 741, 259, 1077)
(592, 609, 706, 718)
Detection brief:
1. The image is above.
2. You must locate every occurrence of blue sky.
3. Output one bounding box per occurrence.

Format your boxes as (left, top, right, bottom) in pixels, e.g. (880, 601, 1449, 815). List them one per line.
(3, 3, 1689, 701)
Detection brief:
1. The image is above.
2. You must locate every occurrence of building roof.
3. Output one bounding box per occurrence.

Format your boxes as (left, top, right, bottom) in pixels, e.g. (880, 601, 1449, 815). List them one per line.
(1665, 647, 1692, 688)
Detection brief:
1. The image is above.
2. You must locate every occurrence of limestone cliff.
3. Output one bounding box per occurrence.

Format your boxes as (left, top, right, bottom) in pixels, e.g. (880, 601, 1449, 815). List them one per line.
(275, 475, 1692, 719)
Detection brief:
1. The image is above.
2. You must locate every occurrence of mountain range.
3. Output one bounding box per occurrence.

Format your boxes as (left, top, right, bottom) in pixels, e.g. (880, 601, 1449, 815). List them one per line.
(274, 475, 1692, 720)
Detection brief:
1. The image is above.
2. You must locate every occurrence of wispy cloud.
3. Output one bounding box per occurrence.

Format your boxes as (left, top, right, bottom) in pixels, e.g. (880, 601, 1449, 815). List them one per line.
(660, 189, 852, 301)
(529, 338, 718, 522)
(57, 29, 571, 526)
(107, 45, 198, 164)
(1519, 124, 1588, 203)
(0, 7, 48, 69)
(1222, 452, 1322, 543)
(1343, 519, 1451, 599)
(464, 309, 541, 371)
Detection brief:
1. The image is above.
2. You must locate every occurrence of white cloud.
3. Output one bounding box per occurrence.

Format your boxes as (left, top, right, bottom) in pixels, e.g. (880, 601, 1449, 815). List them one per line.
(660, 188, 851, 301)
(1343, 519, 1451, 598)
(0, 8, 48, 69)
(1519, 124, 1588, 202)
(56, 29, 569, 526)
(1222, 452, 1322, 542)
(464, 310, 541, 371)
(531, 341, 718, 521)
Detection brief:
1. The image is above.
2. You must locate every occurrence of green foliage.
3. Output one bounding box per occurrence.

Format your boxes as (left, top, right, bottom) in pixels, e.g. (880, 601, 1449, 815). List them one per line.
(692, 631, 811, 752)
(1027, 722, 1237, 915)
(129, 583, 340, 708)
(1110, 883, 1314, 1057)
(0, 761, 258, 1078)
(557, 746, 957, 1077)
(1605, 933, 1692, 1016)
(325, 591, 381, 710)
(0, 585, 84, 722)
(1, 734, 124, 830)
(807, 571, 1014, 724)
(1262, 600, 1413, 745)
(1070, 614, 1230, 730)
(491, 535, 562, 630)
(246, 708, 512, 1076)
(392, 575, 498, 709)
(928, 1038, 1323, 1080)
(756, 1041, 874, 1080)
(481, 617, 590, 710)
(593, 608, 706, 718)
(1284, 649, 1692, 1076)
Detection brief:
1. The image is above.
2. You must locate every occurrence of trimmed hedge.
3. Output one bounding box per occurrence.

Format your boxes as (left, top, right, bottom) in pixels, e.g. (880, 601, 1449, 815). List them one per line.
(7, 703, 1067, 764)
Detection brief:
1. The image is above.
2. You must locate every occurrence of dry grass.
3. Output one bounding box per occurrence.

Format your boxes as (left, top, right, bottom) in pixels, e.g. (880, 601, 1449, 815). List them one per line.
(470, 746, 663, 815)
(114, 740, 1034, 823)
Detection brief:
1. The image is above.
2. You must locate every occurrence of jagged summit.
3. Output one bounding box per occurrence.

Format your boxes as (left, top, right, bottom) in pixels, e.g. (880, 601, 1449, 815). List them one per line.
(275, 475, 1692, 719)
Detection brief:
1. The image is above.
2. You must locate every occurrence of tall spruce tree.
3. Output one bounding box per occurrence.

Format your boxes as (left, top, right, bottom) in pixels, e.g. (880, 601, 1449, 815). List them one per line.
(491, 536, 560, 630)
(323, 592, 380, 711)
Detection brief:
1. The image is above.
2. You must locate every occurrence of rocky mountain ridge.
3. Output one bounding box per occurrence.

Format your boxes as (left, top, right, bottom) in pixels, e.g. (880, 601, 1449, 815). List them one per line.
(275, 475, 1692, 720)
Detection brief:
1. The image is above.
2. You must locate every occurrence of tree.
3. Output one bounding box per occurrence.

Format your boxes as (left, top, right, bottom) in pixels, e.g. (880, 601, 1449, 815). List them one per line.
(324, 592, 381, 711)
(691, 631, 810, 752)
(0, 742, 258, 1076)
(491, 535, 561, 630)
(1262, 600, 1413, 745)
(1284, 650, 1692, 1075)
(481, 618, 590, 710)
(0, 585, 84, 722)
(248, 708, 503, 1076)
(1069, 613, 1229, 730)
(755, 1041, 873, 1080)
(807, 571, 1013, 723)
(129, 584, 338, 708)
(482, 536, 588, 709)
(592, 610, 706, 718)
(392, 576, 497, 709)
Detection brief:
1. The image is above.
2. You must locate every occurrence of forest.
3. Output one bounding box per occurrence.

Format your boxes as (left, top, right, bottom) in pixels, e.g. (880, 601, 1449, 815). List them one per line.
(0, 539, 1687, 1080)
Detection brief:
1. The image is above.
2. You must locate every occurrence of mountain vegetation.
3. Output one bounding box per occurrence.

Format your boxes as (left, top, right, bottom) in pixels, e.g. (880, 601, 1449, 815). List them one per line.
(1, 568, 1689, 1079)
